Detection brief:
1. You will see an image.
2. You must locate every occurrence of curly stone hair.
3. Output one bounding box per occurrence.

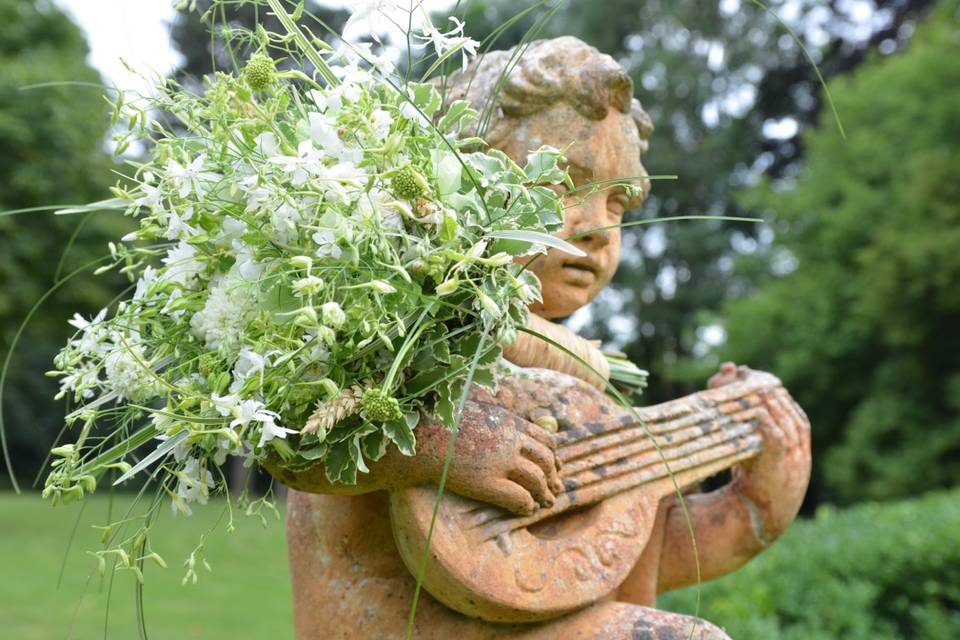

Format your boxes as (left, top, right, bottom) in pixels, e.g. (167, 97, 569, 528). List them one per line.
(441, 36, 653, 155)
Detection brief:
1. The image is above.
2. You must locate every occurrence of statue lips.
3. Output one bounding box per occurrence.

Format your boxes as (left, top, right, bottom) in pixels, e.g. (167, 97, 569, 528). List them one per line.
(561, 257, 600, 286)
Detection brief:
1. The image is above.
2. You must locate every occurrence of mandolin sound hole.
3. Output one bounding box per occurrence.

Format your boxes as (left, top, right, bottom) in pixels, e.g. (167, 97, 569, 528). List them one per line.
(525, 503, 602, 540)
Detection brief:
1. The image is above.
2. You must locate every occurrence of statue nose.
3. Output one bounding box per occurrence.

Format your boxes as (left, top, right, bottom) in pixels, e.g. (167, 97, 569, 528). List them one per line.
(571, 209, 612, 248)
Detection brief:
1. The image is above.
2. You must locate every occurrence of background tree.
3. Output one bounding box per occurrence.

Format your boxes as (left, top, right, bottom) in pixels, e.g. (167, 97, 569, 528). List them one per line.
(719, 0, 960, 504)
(454, 0, 935, 409)
(0, 0, 125, 487)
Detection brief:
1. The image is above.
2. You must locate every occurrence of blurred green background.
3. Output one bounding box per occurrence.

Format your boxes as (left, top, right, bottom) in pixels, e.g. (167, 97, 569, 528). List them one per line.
(1, 0, 958, 637)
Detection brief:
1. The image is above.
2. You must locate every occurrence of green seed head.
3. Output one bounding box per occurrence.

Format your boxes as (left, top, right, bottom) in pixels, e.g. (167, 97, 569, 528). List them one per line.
(198, 352, 222, 378)
(361, 388, 403, 423)
(390, 167, 425, 200)
(244, 54, 276, 92)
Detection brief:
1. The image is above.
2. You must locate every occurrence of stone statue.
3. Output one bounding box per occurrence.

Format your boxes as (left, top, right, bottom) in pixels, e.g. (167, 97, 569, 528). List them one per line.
(269, 36, 811, 640)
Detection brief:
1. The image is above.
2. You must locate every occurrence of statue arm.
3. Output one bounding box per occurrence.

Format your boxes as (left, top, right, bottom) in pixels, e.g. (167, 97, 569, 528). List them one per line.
(266, 397, 563, 516)
(655, 364, 812, 592)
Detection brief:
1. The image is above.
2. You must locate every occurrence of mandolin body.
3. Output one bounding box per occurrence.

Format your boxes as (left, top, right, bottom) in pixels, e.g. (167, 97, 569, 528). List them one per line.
(390, 370, 776, 622)
(391, 484, 658, 622)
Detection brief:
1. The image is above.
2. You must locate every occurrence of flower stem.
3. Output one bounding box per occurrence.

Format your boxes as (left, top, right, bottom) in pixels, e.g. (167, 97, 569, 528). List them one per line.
(265, 0, 339, 87)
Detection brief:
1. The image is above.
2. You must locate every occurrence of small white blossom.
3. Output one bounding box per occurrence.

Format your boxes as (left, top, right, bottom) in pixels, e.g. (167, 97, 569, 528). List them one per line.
(312, 228, 343, 259)
(271, 140, 324, 186)
(416, 17, 479, 72)
(230, 348, 271, 392)
(162, 241, 205, 287)
(165, 154, 221, 198)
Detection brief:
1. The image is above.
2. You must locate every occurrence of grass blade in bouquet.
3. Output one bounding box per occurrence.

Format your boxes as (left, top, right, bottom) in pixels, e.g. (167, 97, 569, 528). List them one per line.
(40, 0, 577, 581)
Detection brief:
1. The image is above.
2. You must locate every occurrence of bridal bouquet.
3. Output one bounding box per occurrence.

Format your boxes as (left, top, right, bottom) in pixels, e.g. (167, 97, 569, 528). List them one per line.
(42, 1, 579, 534)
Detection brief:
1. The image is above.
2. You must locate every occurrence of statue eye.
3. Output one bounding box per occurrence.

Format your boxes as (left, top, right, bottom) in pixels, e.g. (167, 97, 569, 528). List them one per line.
(608, 194, 629, 216)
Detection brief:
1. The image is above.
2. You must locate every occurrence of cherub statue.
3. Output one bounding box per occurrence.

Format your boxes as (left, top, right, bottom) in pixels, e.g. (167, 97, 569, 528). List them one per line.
(271, 37, 811, 640)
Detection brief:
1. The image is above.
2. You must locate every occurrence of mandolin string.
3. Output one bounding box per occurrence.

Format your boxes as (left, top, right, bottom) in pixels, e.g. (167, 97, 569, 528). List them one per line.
(561, 421, 761, 484)
(470, 425, 762, 534)
(476, 440, 763, 540)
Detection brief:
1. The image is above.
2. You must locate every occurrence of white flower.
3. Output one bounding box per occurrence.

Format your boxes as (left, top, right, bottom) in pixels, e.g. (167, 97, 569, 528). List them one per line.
(165, 207, 198, 240)
(189, 272, 254, 354)
(162, 241, 205, 287)
(232, 241, 265, 281)
(357, 188, 403, 231)
(270, 203, 303, 244)
(68, 308, 109, 355)
(343, 42, 396, 76)
(299, 332, 330, 365)
(134, 182, 163, 211)
(211, 394, 293, 448)
(133, 266, 158, 302)
(308, 112, 342, 156)
(230, 348, 270, 392)
(104, 341, 159, 402)
(314, 161, 365, 205)
(370, 108, 393, 140)
(165, 154, 221, 198)
(270, 140, 323, 186)
(400, 100, 431, 128)
(215, 217, 247, 246)
(253, 131, 279, 157)
(160, 288, 185, 319)
(344, 1, 418, 43)
(173, 457, 215, 513)
(312, 228, 342, 259)
(243, 180, 274, 213)
(321, 302, 346, 329)
(256, 412, 296, 448)
(56, 363, 101, 400)
(416, 17, 479, 72)
(291, 275, 326, 297)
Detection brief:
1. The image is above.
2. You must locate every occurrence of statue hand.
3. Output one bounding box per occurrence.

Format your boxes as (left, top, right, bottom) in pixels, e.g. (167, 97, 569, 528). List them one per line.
(720, 366, 812, 540)
(433, 400, 563, 516)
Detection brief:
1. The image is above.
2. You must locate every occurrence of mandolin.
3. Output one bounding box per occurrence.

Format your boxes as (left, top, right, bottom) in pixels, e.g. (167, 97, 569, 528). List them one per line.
(389, 369, 784, 623)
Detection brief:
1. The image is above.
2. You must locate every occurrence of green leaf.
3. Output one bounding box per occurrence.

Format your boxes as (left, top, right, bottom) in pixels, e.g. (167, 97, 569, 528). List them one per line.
(407, 82, 441, 118)
(324, 440, 356, 484)
(437, 100, 475, 133)
(485, 230, 586, 257)
(361, 430, 388, 461)
(383, 417, 416, 456)
(113, 430, 189, 485)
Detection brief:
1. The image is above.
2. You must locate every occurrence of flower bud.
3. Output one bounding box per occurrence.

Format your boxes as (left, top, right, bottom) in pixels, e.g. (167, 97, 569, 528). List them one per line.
(321, 302, 346, 329)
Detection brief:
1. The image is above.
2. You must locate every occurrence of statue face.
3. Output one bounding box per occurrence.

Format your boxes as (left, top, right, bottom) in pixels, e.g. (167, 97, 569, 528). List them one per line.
(498, 103, 649, 318)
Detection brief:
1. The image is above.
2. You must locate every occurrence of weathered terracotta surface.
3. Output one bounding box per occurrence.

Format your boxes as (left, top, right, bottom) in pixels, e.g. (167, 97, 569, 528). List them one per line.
(278, 36, 812, 639)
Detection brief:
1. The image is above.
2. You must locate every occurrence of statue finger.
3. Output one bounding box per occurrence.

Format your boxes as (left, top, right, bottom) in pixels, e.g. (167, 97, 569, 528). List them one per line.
(521, 436, 563, 494)
(518, 419, 558, 451)
(776, 389, 812, 441)
(489, 478, 538, 516)
(764, 391, 799, 447)
(507, 457, 556, 509)
(734, 405, 786, 448)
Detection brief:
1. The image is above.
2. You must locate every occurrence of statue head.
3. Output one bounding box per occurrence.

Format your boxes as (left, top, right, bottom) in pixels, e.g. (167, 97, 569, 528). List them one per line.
(445, 36, 653, 318)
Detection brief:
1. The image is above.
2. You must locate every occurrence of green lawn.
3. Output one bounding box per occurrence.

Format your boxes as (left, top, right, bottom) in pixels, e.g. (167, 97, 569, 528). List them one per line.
(5, 490, 957, 639)
(0, 493, 293, 639)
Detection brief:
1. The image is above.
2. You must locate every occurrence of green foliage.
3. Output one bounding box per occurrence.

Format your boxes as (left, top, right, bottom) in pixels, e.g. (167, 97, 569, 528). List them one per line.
(0, 0, 126, 484)
(720, 0, 960, 504)
(452, 0, 933, 410)
(660, 490, 960, 639)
